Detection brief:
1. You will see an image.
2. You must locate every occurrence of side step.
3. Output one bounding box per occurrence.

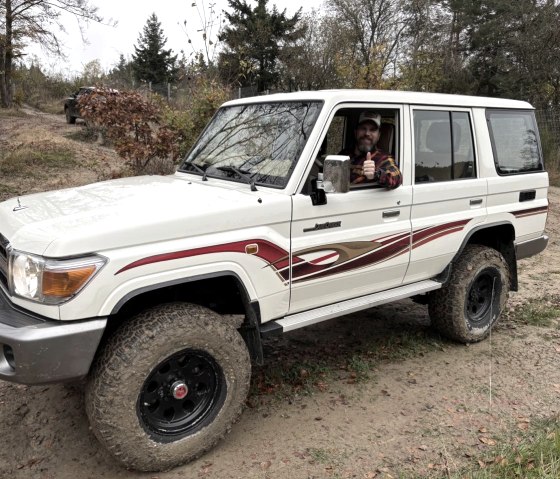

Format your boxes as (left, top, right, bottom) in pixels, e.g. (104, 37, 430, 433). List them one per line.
(260, 280, 442, 335)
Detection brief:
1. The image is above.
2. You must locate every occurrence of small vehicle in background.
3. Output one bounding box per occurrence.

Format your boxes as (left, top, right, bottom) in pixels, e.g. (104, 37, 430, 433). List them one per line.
(63, 86, 95, 124)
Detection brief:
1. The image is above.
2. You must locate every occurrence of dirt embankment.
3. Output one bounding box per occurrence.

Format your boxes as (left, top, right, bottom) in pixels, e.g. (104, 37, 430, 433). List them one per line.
(0, 110, 559, 479)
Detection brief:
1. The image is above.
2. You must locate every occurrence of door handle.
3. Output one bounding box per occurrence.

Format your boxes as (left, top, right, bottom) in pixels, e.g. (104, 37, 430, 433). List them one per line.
(383, 210, 400, 218)
(519, 190, 536, 202)
(470, 198, 483, 206)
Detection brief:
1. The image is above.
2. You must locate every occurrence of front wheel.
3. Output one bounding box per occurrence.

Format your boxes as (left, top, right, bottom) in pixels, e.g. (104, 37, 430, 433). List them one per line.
(429, 245, 510, 343)
(65, 108, 76, 124)
(85, 303, 251, 471)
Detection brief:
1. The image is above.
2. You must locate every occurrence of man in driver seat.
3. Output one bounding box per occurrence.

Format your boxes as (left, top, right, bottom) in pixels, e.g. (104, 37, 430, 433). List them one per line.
(340, 111, 402, 189)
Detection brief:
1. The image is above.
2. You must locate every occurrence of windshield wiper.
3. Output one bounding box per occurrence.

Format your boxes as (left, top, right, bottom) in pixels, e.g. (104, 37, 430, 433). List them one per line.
(184, 162, 207, 181)
(216, 166, 258, 191)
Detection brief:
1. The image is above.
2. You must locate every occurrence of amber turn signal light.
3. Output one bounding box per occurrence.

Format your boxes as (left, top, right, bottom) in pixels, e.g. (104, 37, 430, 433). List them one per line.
(42, 265, 97, 298)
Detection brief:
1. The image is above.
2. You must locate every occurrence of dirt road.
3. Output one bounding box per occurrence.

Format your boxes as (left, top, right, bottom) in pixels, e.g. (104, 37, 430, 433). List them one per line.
(0, 110, 559, 479)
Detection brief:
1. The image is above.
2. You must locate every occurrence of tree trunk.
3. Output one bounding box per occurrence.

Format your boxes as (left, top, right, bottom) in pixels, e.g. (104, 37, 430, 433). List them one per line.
(1, 0, 14, 108)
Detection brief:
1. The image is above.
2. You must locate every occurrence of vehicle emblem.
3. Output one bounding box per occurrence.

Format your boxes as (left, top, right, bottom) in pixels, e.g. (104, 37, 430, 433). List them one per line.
(171, 381, 188, 400)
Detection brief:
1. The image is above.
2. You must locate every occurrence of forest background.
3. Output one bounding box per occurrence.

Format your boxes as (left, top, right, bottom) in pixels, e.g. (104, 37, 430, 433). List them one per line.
(1, 0, 559, 178)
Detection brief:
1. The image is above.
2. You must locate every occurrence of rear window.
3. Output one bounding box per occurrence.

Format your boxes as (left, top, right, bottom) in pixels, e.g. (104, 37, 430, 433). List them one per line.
(486, 110, 543, 175)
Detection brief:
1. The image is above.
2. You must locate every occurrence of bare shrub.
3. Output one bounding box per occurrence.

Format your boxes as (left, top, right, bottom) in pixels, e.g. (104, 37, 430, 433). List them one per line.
(78, 88, 181, 175)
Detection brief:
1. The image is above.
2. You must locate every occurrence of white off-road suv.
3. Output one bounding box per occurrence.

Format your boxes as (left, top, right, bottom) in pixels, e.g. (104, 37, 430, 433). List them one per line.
(0, 90, 548, 471)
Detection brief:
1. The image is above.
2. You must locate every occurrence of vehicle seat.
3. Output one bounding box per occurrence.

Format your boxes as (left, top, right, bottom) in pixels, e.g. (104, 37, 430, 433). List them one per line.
(378, 122, 395, 156)
(415, 121, 453, 182)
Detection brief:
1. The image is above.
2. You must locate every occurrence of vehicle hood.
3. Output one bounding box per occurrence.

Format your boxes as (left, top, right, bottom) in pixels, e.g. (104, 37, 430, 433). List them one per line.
(0, 175, 288, 257)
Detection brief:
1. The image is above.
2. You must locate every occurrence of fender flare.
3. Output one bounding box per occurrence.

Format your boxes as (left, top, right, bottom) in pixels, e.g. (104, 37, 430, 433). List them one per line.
(109, 270, 255, 315)
(108, 270, 265, 364)
(445, 221, 518, 291)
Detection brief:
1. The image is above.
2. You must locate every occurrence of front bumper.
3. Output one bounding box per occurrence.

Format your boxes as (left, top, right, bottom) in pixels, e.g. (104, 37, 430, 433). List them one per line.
(0, 289, 106, 384)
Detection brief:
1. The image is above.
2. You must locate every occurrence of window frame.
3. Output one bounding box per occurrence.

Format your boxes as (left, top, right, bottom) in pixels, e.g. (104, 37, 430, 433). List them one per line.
(411, 106, 477, 184)
(298, 102, 404, 193)
(485, 108, 544, 176)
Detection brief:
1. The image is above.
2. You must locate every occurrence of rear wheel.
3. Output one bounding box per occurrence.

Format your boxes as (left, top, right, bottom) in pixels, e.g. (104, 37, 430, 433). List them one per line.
(429, 245, 510, 343)
(85, 303, 251, 471)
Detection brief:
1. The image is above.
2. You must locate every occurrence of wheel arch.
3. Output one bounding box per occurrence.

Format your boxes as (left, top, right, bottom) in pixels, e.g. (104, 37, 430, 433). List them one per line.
(451, 221, 518, 291)
(101, 271, 264, 365)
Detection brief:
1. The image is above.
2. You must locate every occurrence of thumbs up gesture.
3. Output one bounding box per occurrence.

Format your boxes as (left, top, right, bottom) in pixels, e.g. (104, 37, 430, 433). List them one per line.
(363, 152, 376, 180)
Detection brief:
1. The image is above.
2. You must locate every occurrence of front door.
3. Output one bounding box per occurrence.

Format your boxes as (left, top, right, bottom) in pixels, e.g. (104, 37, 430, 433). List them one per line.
(288, 104, 413, 314)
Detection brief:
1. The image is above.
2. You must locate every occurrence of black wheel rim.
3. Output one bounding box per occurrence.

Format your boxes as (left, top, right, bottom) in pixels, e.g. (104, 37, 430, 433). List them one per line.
(465, 268, 500, 323)
(138, 349, 223, 437)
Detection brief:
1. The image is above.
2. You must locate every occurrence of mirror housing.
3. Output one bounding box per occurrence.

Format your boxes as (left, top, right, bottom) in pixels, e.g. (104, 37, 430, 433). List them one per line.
(323, 155, 350, 194)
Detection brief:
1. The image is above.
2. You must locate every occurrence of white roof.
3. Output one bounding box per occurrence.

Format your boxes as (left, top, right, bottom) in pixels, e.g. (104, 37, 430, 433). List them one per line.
(224, 89, 534, 110)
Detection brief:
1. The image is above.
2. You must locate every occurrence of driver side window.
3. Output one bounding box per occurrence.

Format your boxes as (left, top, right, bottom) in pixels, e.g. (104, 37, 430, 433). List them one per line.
(303, 107, 400, 193)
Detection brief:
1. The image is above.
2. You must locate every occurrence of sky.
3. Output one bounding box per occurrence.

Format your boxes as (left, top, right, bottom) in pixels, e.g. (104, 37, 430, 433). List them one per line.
(27, 0, 325, 78)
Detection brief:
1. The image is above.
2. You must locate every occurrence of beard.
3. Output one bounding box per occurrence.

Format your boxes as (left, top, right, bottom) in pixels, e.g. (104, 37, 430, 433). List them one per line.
(357, 142, 374, 154)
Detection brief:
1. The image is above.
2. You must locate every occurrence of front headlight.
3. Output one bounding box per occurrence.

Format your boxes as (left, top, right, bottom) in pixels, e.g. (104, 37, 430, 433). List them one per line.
(8, 250, 105, 304)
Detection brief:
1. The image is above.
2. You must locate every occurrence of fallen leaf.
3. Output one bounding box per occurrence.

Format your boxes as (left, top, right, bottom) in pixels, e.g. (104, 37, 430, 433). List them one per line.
(479, 436, 497, 446)
(317, 381, 329, 391)
(493, 455, 507, 466)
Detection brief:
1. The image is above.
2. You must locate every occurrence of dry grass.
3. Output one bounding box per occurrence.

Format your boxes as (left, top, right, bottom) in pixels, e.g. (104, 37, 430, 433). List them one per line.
(0, 147, 75, 175)
(0, 117, 126, 201)
(0, 107, 26, 118)
(0, 128, 77, 177)
(421, 417, 560, 479)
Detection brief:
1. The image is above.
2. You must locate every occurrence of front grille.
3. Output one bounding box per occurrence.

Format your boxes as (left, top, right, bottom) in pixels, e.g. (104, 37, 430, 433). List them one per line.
(0, 233, 9, 289)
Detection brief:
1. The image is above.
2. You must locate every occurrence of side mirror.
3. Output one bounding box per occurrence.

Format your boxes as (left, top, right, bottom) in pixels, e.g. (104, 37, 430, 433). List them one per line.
(323, 155, 350, 194)
(310, 155, 350, 206)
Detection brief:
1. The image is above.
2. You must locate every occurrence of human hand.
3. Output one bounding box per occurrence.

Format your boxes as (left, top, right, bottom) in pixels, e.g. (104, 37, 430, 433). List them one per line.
(363, 153, 376, 180)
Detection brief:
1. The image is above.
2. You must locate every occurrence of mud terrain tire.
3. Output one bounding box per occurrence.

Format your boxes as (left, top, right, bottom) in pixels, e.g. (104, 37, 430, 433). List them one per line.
(85, 303, 251, 472)
(429, 245, 510, 343)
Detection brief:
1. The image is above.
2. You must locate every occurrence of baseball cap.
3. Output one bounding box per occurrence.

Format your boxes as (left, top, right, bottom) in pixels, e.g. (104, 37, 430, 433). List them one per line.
(358, 111, 381, 128)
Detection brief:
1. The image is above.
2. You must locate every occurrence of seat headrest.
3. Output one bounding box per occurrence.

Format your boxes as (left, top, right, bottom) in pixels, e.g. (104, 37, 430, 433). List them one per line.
(425, 121, 462, 153)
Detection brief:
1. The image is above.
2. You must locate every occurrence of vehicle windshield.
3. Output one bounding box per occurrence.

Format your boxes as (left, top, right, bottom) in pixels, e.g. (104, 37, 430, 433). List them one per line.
(179, 101, 322, 188)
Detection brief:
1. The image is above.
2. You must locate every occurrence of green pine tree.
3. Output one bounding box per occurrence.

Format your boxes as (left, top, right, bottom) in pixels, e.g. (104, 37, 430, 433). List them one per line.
(132, 13, 179, 86)
(218, 0, 304, 92)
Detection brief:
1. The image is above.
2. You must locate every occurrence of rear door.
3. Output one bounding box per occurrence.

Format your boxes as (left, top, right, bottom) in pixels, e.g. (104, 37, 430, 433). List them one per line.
(406, 106, 487, 283)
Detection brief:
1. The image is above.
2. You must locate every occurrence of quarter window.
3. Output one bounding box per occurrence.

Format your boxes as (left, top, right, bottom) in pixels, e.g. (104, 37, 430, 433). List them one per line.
(414, 110, 476, 183)
(486, 110, 543, 175)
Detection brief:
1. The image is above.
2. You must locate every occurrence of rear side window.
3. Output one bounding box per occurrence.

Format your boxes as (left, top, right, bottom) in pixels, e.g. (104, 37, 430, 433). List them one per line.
(486, 110, 543, 174)
(414, 110, 476, 183)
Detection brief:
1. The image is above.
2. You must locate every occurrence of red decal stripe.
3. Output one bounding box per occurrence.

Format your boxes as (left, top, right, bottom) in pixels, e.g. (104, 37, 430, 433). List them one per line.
(116, 219, 474, 282)
(293, 236, 410, 282)
(512, 206, 548, 218)
(412, 219, 470, 243)
(412, 226, 465, 250)
(116, 239, 288, 275)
